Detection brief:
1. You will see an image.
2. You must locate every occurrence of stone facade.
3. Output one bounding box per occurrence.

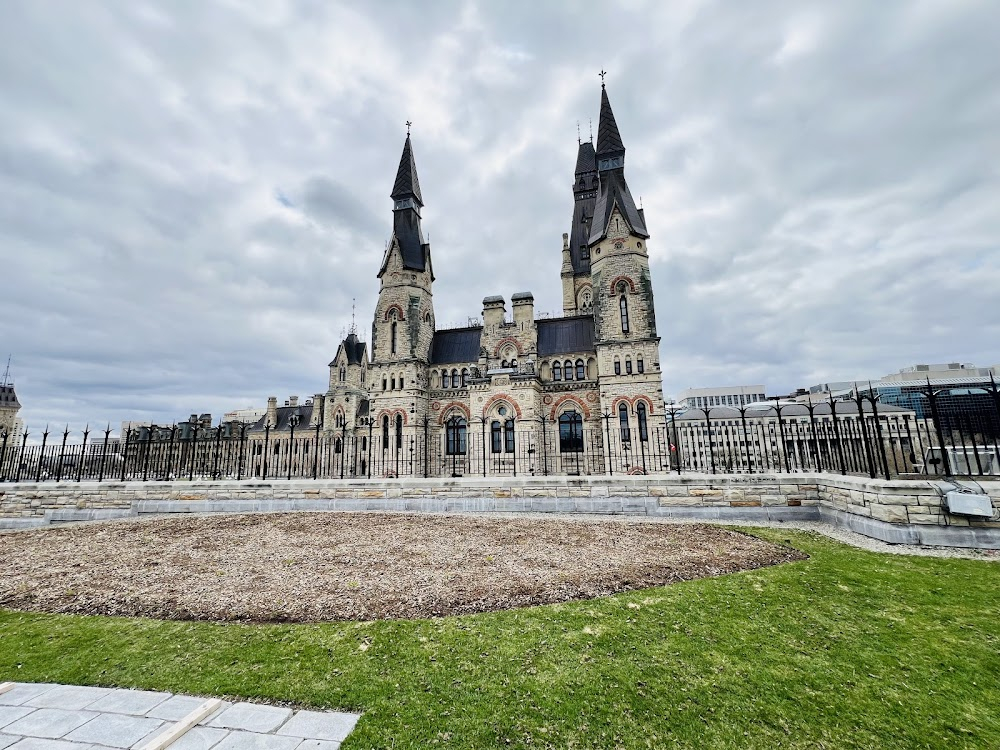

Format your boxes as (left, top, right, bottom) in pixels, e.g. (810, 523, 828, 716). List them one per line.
(0, 382, 22, 443)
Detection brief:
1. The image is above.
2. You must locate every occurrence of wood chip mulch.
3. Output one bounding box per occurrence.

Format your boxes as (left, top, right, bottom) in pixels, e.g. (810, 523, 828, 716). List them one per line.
(0, 513, 805, 622)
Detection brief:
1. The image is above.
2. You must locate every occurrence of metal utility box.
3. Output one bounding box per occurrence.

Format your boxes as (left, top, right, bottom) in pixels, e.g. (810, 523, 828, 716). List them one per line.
(944, 491, 995, 518)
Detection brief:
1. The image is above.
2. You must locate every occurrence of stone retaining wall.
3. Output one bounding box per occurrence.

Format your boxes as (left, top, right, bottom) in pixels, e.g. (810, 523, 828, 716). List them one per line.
(1, 474, 998, 546)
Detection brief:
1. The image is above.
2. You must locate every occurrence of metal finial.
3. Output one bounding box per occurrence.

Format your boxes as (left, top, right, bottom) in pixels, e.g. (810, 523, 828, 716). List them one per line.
(599, 69, 607, 86)
(350, 298, 357, 335)
(589, 118, 593, 143)
(405, 120, 412, 135)
(576, 120, 581, 145)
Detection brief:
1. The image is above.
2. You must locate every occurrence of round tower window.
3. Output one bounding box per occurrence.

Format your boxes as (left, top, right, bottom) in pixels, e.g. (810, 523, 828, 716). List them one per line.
(498, 406, 508, 417)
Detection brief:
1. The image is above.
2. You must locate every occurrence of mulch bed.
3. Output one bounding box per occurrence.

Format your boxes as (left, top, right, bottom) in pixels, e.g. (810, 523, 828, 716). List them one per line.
(0, 513, 805, 622)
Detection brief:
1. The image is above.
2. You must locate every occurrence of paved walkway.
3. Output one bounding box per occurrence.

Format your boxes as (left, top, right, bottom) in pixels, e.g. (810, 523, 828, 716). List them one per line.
(0, 683, 360, 749)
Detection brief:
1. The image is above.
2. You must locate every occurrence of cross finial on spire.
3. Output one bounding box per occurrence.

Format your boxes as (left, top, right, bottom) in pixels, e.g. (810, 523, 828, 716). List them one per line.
(599, 69, 607, 87)
(405, 120, 412, 135)
(350, 298, 357, 335)
(589, 118, 593, 143)
(576, 120, 581, 144)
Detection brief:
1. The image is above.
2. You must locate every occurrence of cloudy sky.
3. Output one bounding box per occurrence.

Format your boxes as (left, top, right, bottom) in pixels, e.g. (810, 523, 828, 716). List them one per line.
(2, 0, 998, 433)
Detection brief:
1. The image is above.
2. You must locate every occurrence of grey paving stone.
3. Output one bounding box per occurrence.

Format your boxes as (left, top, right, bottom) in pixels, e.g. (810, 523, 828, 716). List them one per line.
(0, 734, 18, 750)
(0, 707, 34, 732)
(3, 708, 97, 739)
(162, 726, 230, 750)
(205, 703, 293, 734)
(276, 712, 359, 742)
(64, 713, 163, 748)
(0, 685, 59, 707)
(83, 689, 170, 717)
(7, 739, 95, 750)
(143, 695, 211, 721)
(211, 731, 300, 750)
(293, 741, 341, 750)
(25, 686, 112, 711)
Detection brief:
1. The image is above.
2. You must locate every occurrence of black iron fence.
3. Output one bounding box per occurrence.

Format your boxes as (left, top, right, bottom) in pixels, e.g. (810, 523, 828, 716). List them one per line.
(2, 389, 998, 482)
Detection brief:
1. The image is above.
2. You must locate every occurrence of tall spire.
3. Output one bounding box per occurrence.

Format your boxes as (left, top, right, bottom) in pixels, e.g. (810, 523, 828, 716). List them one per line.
(596, 84, 625, 162)
(391, 132, 423, 207)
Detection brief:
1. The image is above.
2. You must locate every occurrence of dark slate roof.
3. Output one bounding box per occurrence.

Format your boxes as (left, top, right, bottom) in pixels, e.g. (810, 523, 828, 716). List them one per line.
(0, 384, 19, 408)
(596, 85, 625, 157)
(249, 404, 314, 432)
(575, 141, 597, 174)
(589, 171, 649, 243)
(391, 208, 428, 273)
(430, 327, 482, 364)
(330, 332, 367, 366)
(537, 316, 595, 356)
(390, 134, 422, 204)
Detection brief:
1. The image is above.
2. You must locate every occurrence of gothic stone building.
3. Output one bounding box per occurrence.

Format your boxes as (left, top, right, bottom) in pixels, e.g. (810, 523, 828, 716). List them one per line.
(253, 84, 666, 476)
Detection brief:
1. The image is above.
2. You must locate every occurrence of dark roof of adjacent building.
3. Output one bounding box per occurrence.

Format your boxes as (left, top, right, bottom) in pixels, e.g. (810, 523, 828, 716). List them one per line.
(330, 333, 367, 367)
(537, 316, 594, 356)
(575, 140, 597, 175)
(0, 384, 19, 408)
(674, 401, 912, 421)
(248, 404, 315, 432)
(390, 134, 422, 205)
(430, 327, 483, 365)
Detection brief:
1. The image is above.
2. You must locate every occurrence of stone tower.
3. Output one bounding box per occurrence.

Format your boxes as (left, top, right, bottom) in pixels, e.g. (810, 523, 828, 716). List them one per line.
(370, 133, 436, 443)
(561, 140, 599, 316)
(587, 84, 665, 443)
(0, 360, 21, 442)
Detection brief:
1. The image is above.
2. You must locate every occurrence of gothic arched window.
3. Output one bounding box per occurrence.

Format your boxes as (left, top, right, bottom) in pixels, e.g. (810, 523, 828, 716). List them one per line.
(558, 410, 583, 453)
(442, 370, 450, 388)
(491, 420, 502, 454)
(575, 359, 585, 380)
(614, 358, 621, 376)
(564, 360, 573, 381)
(553, 361, 562, 381)
(504, 419, 515, 453)
(446, 417, 467, 455)
(339, 365, 346, 382)
(381, 415, 389, 450)
(399, 375, 404, 389)
(395, 413, 403, 449)
(461, 368, 469, 386)
(626, 358, 633, 375)
(637, 356, 644, 374)
(637, 402, 648, 442)
(391, 377, 396, 390)
(619, 403, 631, 442)
(451, 369, 459, 388)
(620, 294, 630, 334)
(391, 321, 397, 355)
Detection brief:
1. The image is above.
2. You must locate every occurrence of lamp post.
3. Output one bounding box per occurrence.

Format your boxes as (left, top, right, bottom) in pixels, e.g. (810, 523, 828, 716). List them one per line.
(288, 411, 300, 480)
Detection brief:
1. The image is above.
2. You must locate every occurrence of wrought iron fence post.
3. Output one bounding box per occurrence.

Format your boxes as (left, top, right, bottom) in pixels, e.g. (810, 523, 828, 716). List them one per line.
(36, 426, 50, 482)
(15, 431, 29, 482)
(852, 384, 876, 479)
(828, 397, 847, 475)
(865, 383, 891, 480)
(142, 428, 153, 482)
(738, 406, 752, 473)
(341, 423, 347, 479)
(0, 430, 9, 482)
(367, 419, 373, 479)
(238, 424, 248, 480)
(805, 401, 821, 472)
(924, 380, 951, 477)
(540, 415, 549, 476)
(312, 423, 320, 479)
(77, 426, 89, 482)
(212, 425, 223, 480)
(773, 404, 789, 473)
(423, 416, 429, 478)
(98, 426, 110, 482)
(262, 422, 271, 480)
(119, 428, 130, 482)
(602, 411, 613, 476)
(704, 409, 716, 474)
(480, 417, 487, 477)
(56, 426, 69, 482)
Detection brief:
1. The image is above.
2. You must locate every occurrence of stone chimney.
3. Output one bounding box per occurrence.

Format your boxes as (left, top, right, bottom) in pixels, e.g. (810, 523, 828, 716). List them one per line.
(511, 291, 534, 326)
(289, 395, 299, 408)
(482, 295, 506, 328)
(311, 394, 325, 427)
(266, 396, 278, 426)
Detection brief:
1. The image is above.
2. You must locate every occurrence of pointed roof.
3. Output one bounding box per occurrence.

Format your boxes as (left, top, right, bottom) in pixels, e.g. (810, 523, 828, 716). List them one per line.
(596, 85, 625, 157)
(574, 141, 597, 175)
(329, 332, 368, 367)
(391, 134, 423, 205)
(589, 177, 649, 243)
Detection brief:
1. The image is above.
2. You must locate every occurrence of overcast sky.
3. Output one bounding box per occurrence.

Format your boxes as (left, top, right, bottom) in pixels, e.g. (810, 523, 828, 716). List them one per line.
(2, 0, 998, 433)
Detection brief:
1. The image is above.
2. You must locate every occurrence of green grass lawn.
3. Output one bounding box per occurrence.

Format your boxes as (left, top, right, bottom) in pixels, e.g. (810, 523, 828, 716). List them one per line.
(2, 528, 999, 749)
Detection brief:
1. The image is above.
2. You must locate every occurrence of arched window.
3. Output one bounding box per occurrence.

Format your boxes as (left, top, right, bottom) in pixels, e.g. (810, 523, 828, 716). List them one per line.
(558, 410, 583, 453)
(339, 365, 346, 382)
(391, 321, 398, 355)
(501, 360, 508, 368)
(335, 437, 343, 454)
(553, 361, 562, 381)
(619, 403, 631, 442)
(399, 375, 404, 389)
(575, 360, 585, 380)
(391, 377, 396, 390)
(637, 356, 644, 374)
(395, 414, 403, 449)
(446, 417, 467, 455)
(564, 360, 574, 381)
(637, 402, 648, 442)
(381, 415, 389, 449)
(491, 421, 502, 453)
(442, 370, 451, 389)
(625, 358, 633, 375)
(382, 378, 387, 391)
(504, 419, 515, 453)
(614, 358, 621, 376)
(461, 368, 469, 386)
(620, 294, 630, 334)
(451, 369, 459, 388)
(361, 368, 366, 384)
